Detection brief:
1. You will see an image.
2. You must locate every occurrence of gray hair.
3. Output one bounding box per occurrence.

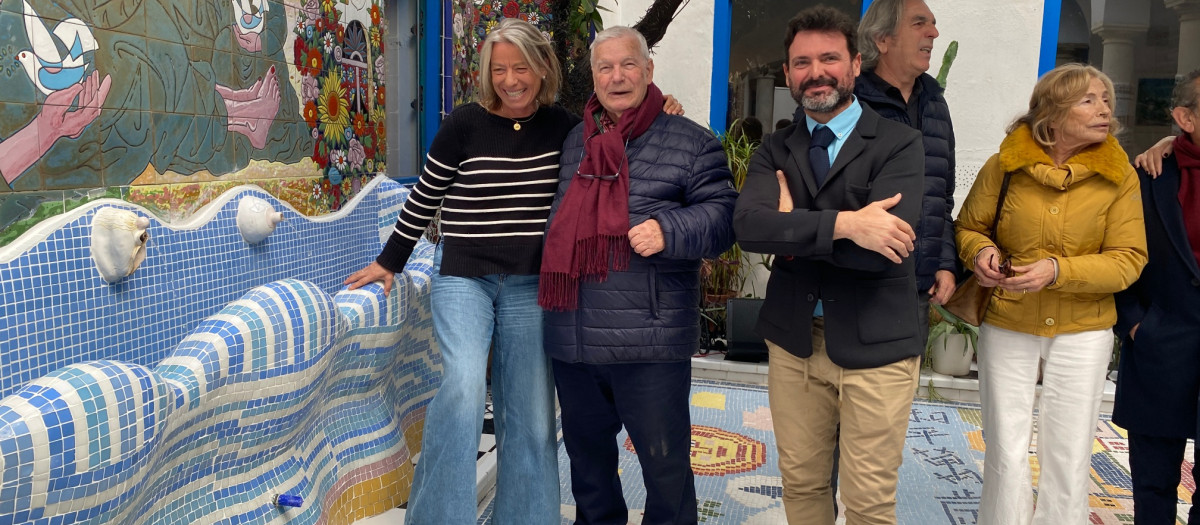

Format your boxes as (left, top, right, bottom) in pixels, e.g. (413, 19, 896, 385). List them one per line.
(590, 26, 650, 67)
(1172, 69, 1200, 110)
(858, 0, 907, 70)
(477, 18, 562, 112)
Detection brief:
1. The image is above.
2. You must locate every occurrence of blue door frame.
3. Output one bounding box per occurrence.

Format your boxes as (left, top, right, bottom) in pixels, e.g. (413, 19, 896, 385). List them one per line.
(420, 0, 441, 159)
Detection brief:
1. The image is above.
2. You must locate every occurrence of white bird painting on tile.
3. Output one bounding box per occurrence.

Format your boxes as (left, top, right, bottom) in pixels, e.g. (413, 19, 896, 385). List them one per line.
(231, 0, 269, 35)
(16, 0, 98, 96)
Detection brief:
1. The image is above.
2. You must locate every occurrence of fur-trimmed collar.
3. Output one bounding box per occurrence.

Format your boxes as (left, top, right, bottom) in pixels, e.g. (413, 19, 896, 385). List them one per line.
(999, 124, 1130, 185)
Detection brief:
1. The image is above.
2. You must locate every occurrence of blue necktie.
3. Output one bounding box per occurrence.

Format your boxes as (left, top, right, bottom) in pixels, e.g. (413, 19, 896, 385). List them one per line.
(809, 125, 836, 186)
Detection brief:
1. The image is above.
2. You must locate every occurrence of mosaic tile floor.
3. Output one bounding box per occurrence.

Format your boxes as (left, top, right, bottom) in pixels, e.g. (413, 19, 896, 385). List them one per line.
(473, 379, 1194, 525)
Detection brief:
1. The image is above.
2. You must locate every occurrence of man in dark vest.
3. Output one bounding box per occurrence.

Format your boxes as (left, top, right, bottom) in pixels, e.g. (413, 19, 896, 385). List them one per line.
(856, 0, 958, 339)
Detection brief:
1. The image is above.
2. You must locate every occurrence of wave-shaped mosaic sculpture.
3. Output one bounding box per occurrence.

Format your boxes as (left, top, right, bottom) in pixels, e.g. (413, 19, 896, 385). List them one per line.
(0, 177, 441, 524)
(0, 175, 415, 398)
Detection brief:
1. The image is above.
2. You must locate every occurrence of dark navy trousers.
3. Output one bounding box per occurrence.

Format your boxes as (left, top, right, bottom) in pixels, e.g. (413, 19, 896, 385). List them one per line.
(552, 359, 698, 525)
(1128, 431, 1200, 524)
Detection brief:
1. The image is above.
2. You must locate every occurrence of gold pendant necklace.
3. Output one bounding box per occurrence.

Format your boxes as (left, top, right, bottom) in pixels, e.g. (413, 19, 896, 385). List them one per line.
(510, 113, 536, 131)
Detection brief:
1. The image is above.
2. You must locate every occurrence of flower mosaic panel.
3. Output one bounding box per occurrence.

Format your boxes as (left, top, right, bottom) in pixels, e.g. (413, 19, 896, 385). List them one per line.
(293, 0, 388, 199)
(450, 0, 554, 108)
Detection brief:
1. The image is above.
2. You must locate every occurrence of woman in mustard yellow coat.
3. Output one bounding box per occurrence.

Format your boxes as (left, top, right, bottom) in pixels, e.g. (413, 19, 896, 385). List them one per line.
(955, 64, 1148, 525)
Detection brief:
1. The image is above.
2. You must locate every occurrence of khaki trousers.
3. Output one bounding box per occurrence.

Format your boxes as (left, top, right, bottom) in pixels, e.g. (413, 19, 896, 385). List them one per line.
(767, 319, 919, 525)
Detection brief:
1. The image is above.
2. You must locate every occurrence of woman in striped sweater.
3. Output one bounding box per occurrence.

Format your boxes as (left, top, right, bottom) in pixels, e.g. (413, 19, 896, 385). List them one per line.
(344, 18, 680, 525)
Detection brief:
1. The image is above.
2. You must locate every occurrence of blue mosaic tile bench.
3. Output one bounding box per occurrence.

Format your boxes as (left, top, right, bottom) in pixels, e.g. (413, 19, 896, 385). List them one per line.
(0, 176, 441, 524)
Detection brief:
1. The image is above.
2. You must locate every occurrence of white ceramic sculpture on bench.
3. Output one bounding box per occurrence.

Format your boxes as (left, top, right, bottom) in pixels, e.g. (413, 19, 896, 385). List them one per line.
(91, 206, 150, 283)
(237, 194, 284, 244)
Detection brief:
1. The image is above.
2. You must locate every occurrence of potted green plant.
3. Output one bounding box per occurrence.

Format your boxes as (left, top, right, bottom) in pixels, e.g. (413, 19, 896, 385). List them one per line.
(699, 121, 759, 346)
(926, 304, 978, 377)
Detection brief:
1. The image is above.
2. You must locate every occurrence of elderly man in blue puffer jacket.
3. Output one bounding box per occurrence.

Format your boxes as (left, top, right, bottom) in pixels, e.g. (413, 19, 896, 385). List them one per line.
(537, 26, 736, 525)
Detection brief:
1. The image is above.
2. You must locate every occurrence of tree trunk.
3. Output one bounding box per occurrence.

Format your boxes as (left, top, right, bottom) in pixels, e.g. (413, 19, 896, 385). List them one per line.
(633, 0, 686, 50)
(555, 0, 686, 115)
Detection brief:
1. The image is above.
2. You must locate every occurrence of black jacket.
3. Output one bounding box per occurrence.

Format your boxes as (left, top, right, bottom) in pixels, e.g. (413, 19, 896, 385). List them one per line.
(543, 113, 737, 364)
(1113, 155, 1200, 438)
(853, 71, 957, 291)
(736, 104, 926, 369)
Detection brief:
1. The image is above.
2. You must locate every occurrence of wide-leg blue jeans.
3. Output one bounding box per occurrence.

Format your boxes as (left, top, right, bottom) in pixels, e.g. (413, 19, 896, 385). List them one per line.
(405, 246, 559, 525)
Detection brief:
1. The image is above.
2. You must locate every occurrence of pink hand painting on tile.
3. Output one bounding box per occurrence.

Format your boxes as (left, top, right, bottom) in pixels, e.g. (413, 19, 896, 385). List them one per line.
(0, 71, 111, 185)
(218, 0, 281, 150)
(1, 0, 109, 186)
(0, 0, 305, 189)
(215, 66, 282, 150)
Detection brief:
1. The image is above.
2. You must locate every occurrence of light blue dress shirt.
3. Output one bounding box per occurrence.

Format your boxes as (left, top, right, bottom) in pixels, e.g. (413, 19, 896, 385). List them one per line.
(804, 96, 863, 169)
(803, 97, 864, 317)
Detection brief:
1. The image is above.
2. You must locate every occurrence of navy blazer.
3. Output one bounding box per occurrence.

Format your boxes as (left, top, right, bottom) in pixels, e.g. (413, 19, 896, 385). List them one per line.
(734, 104, 925, 369)
(1113, 154, 1200, 438)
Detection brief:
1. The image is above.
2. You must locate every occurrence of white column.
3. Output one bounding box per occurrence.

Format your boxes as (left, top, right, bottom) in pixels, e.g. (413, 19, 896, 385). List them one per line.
(1166, 0, 1200, 78)
(741, 75, 754, 120)
(754, 75, 776, 126)
(1093, 25, 1146, 131)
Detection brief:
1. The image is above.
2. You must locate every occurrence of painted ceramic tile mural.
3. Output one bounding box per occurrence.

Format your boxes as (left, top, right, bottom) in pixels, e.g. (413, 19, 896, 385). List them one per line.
(0, 0, 391, 244)
(0, 176, 441, 524)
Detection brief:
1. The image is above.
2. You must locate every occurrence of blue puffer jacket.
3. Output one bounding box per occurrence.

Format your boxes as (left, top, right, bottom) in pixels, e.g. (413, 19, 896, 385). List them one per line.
(853, 71, 958, 291)
(543, 113, 737, 364)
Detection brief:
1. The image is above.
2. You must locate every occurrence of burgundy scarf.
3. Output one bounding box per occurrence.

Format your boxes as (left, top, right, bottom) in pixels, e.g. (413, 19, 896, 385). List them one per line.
(1174, 134, 1200, 267)
(538, 83, 666, 311)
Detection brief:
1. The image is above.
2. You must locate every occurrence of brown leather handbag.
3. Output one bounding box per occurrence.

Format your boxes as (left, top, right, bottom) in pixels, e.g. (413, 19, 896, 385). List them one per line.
(943, 172, 1014, 326)
(942, 275, 993, 326)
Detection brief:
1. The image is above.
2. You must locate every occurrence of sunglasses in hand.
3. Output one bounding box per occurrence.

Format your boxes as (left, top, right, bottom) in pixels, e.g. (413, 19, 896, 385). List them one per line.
(998, 259, 1014, 278)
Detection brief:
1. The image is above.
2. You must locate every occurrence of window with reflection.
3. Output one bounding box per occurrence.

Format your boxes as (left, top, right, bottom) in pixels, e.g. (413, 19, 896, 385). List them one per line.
(726, 0, 862, 133)
(1056, 0, 1195, 154)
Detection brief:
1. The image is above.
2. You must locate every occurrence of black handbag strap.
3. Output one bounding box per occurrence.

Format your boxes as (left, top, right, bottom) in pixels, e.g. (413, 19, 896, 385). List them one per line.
(988, 171, 1015, 237)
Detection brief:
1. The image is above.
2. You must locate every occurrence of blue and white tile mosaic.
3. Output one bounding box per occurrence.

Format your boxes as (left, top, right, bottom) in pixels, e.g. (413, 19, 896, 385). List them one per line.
(0, 176, 441, 524)
(0, 176, 413, 398)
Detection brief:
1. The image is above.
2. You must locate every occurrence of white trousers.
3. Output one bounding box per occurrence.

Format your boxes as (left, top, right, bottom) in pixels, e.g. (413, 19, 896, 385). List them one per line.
(976, 323, 1114, 525)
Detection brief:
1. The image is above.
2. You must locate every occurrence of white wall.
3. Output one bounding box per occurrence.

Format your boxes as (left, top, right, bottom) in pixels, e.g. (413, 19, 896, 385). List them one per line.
(599, 0, 717, 129)
(925, 0, 1045, 212)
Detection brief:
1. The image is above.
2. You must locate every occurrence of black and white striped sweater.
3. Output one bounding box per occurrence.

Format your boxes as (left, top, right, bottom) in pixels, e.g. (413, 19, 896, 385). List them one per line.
(376, 103, 580, 277)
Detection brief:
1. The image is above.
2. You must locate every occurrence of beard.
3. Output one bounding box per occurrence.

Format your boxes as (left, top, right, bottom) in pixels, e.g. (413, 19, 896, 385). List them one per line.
(791, 75, 854, 113)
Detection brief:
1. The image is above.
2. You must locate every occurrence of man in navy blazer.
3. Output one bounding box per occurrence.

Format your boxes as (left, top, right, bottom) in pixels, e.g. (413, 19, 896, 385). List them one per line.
(1114, 69, 1200, 525)
(732, 6, 924, 524)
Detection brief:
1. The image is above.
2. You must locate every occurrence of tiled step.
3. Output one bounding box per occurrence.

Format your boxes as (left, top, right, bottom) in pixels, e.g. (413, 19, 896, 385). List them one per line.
(691, 352, 769, 385)
(691, 353, 1118, 413)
